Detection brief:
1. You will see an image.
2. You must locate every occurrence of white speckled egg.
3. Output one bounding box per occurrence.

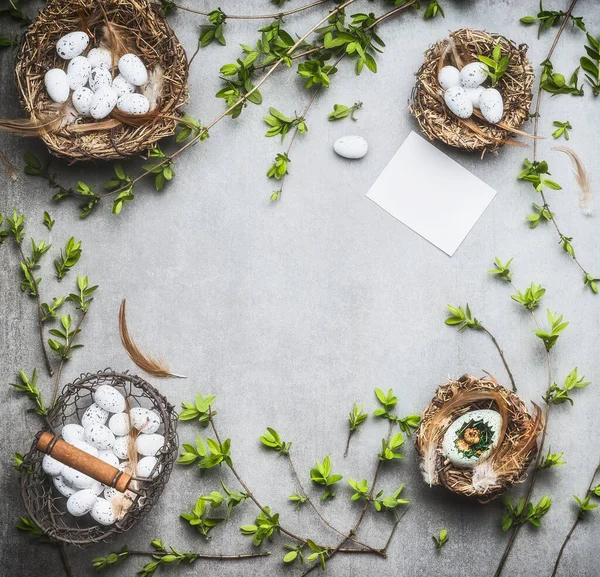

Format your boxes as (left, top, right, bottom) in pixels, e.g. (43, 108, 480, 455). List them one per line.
(53, 475, 77, 497)
(108, 413, 131, 436)
(82, 403, 109, 428)
(459, 61, 488, 88)
(62, 465, 95, 489)
(117, 93, 150, 115)
(89, 67, 112, 92)
(479, 88, 504, 124)
(87, 47, 113, 70)
(442, 409, 502, 469)
(112, 73, 135, 97)
(66, 56, 91, 90)
(71, 439, 99, 457)
(103, 486, 119, 503)
(62, 423, 85, 444)
(333, 135, 368, 159)
(130, 407, 161, 434)
(91, 497, 116, 525)
(112, 436, 130, 460)
(44, 69, 69, 103)
(136, 433, 164, 457)
(98, 449, 120, 468)
(56, 31, 89, 60)
(438, 65, 461, 90)
(93, 385, 126, 413)
(67, 489, 97, 516)
(444, 86, 473, 119)
(42, 454, 64, 476)
(90, 480, 104, 496)
(84, 422, 116, 450)
(465, 86, 485, 109)
(136, 456, 159, 478)
(118, 53, 148, 86)
(72, 86, 94, 116)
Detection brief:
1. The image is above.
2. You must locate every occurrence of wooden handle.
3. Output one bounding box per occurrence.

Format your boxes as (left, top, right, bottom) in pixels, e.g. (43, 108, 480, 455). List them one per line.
(37, 432, 132, 493)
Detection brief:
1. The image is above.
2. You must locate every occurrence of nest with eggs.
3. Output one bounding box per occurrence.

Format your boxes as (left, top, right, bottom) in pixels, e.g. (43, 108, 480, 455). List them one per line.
(409, 28, 534, 154)
(6, 0, 188, 161)
(415, 374, 543, 503)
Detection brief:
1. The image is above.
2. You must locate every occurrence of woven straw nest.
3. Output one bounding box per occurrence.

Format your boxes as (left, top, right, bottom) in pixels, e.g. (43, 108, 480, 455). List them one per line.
(11, 0, 188, 161)
(415, 374, 542, 503)
(409, 28, 534, 154)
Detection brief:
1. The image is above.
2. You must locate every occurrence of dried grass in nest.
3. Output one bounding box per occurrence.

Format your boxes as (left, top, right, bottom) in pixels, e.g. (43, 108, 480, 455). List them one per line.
(10, 0, 188, 161)
(409, 28, 534, 154)
(415, 374, 543, 503)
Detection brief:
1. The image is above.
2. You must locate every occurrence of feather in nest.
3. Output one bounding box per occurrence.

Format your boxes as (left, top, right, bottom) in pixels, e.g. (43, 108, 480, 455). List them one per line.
(0, 102, 79, 136)
(552, 146, 593, 216)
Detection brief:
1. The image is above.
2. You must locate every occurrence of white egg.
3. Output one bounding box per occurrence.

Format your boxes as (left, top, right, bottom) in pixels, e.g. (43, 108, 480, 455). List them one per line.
(444, 86, 473, 119)
(98, 449, 120, 468)
(93, 384, 126, 413)
(42, 454, 64, 476)
(136, 433, 165, 457)
(71, 439, 99, 457)
(479, 88, 504, 124)
(117, 93, 150, 115)
(136, 456, 159, 478)
(87, 47, 113, 70)
(84, 422, 116, 450)
(91, 497, 116, 525)
(44, 69, 69, 103)
(72, 86, 94, 116)
(67, 489, 97, 516)
(112, 74, 135, 97)
(130, 407, 161, 434)
(465, 86, 485, 109)
(112, 436, 129, 460)
(459, 61, 488, 88)
(53, 475, 77, 498)
(56, 31, 89, 60)
(104, 486, 119, 503)
(66, 56, 90, 90)
(333, 135, 368, 159)
(62, 465, 95, 489)
(90, 480, 104, 496)
(62, 423, 85, 444)
(118, 53, 148, 86)
(108, 413, 131, 436)
(438, 65, 461, 90)
(89, 67, 112, 92)
(82, 403, 109, 428)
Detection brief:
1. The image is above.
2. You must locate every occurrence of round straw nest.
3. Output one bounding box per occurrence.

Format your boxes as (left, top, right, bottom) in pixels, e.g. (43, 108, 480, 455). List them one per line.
(409, 28, 534, 153)
(415, 374, 542, 503)
(20, 370, 178, 545)
(13, 0, 188, 161)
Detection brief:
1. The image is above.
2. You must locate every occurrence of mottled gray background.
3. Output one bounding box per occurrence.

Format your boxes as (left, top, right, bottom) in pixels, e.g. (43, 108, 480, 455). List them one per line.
(1, 1, 599, 576)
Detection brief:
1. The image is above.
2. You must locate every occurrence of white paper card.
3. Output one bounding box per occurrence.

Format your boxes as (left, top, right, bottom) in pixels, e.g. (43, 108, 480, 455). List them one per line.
(366, 131, 497, 256)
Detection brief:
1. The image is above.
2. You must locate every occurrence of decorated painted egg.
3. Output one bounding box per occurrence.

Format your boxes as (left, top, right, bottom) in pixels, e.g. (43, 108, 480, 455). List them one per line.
(56, 31, 89, 60)
(82, 403, 109, 428)
(66, 56, 91, 90)
(91, 497, 116, 525)
(465, 86, 485, 109)
(117, 93, 150, 115)
(130, 407, 161, 434)
(71, 439, 99, 457)
(136, 433, 165, 457)
(84, 422, 116, 450)
(108, 413, 131, 436)
(42, 454, 64, 476)
(62, 423, 85, 444)
(112, 436, 130, 460)
(72, 86, 94, 116)
(87, 47, 113, 70)
(118, 53, 148, 86)
(98, 448, 120, 468)
(93, 384, 126, 413)
(459, 61, 488, 88)
(444, 86, 473, 119)
(89, 67, 112, 92)
(53, 475, 77, 498)
(333, 135, 368, 159)
(112, 74, 136, 97)
(438, 65, 461, 90)
(67, 489, 97, 516)
(479, 88, 504, 124)
(442, 409, 502, 469)
(61, 465, 95, 489)
(44, 69, 69, 104)
(136, 456, 159, 478)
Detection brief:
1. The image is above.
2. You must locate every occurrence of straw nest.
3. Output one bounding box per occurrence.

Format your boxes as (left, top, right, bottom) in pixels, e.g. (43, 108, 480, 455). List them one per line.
(409, 28, 534, 154)
(10, 0, 188, 161)
(415, 374, 542, 503)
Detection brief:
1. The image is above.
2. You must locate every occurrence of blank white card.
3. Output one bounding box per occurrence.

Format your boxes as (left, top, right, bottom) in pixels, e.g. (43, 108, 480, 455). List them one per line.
(366, 131, 497, 256)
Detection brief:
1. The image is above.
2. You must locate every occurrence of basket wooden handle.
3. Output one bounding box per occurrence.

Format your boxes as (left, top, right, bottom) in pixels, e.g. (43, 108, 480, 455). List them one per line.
(37, 432, 132, 493)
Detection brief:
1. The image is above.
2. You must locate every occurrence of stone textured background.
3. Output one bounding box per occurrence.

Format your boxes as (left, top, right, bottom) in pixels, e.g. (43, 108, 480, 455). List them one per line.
(1, 1, 599, 576)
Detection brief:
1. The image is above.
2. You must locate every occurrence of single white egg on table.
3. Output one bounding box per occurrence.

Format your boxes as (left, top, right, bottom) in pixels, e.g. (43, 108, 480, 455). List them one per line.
(479, 88, 504, 124)
(333, 135, 368, 159)
(438, 65, 461, 90)
(72, 86, 94, 116)
(93, 385, 127, 413)
(44, 69, 69, 103)
(444, 86, 473, 119)
(130, 407, 161, 434)
(459, 61, 488, 88)
(87, 47, 113, 70)
(118, 53, 148, 86)
(82, 403, 109, 428)
(117, 93, 150, 115)
(66, 56, 91, 90)
(89, 67, 112, 92)
(112, 73, 136, 97)
(67, 489, 97, 516)
(56, 31, 89, 60)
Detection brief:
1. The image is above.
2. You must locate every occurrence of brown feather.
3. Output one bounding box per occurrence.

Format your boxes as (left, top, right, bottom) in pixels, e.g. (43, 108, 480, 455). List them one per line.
(552, 146, 593, 216)
(119, 299, 186, 379)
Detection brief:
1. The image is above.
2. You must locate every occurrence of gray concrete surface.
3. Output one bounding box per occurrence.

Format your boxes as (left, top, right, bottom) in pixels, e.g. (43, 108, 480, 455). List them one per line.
(1, 1, 600, 576)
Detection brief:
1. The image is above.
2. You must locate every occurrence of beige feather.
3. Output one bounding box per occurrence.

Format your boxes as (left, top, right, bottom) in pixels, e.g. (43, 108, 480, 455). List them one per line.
(552, 146, 593, 216)
(0, 102, 78, 136)
(141, 65, 165, 111)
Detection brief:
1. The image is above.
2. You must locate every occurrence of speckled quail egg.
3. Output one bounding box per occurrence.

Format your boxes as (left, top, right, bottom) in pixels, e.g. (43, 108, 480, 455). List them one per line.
(459, 61, 488, 88)
(91, 497, 116, 525)
(89, 67, 112, 92)
(66, 56, 91, 90)
(130, 407, 161, 434)
(82, 403, 109, 428)
(444, 86, 473, 119)
(93, 384, 126, 413)
(53, 475, 77, 498)
(42, 454, 64, 476)
(112, 73, 136, 97)
(56, 31, 89, 60)
(108, 413, 131, 436)
(87, 47, 113, 70)
(438, 65, 461, 90)
(117, 93, 150, 115)
(66, 488, 97, 516)
(479, 88, 504, 124)
(72, 86, 94, 116)
(84, 422, 116, 450)
(61, 423, 85, 444)
(118, 53, 148, 86)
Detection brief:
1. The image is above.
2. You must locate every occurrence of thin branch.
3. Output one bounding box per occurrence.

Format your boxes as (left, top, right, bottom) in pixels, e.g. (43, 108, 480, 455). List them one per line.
(58, 543, 74, 577)
(480, 325, 517, 391)
(173, 0, 331, 20)
(344, 429, 354, 458)
(126, 550, 271, 560)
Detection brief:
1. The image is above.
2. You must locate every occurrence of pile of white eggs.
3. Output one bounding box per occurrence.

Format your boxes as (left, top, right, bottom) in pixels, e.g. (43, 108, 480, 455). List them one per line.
(439, 62, 504, 124)
(41, 384, 164, 526)
(44, 31, 151, 120)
